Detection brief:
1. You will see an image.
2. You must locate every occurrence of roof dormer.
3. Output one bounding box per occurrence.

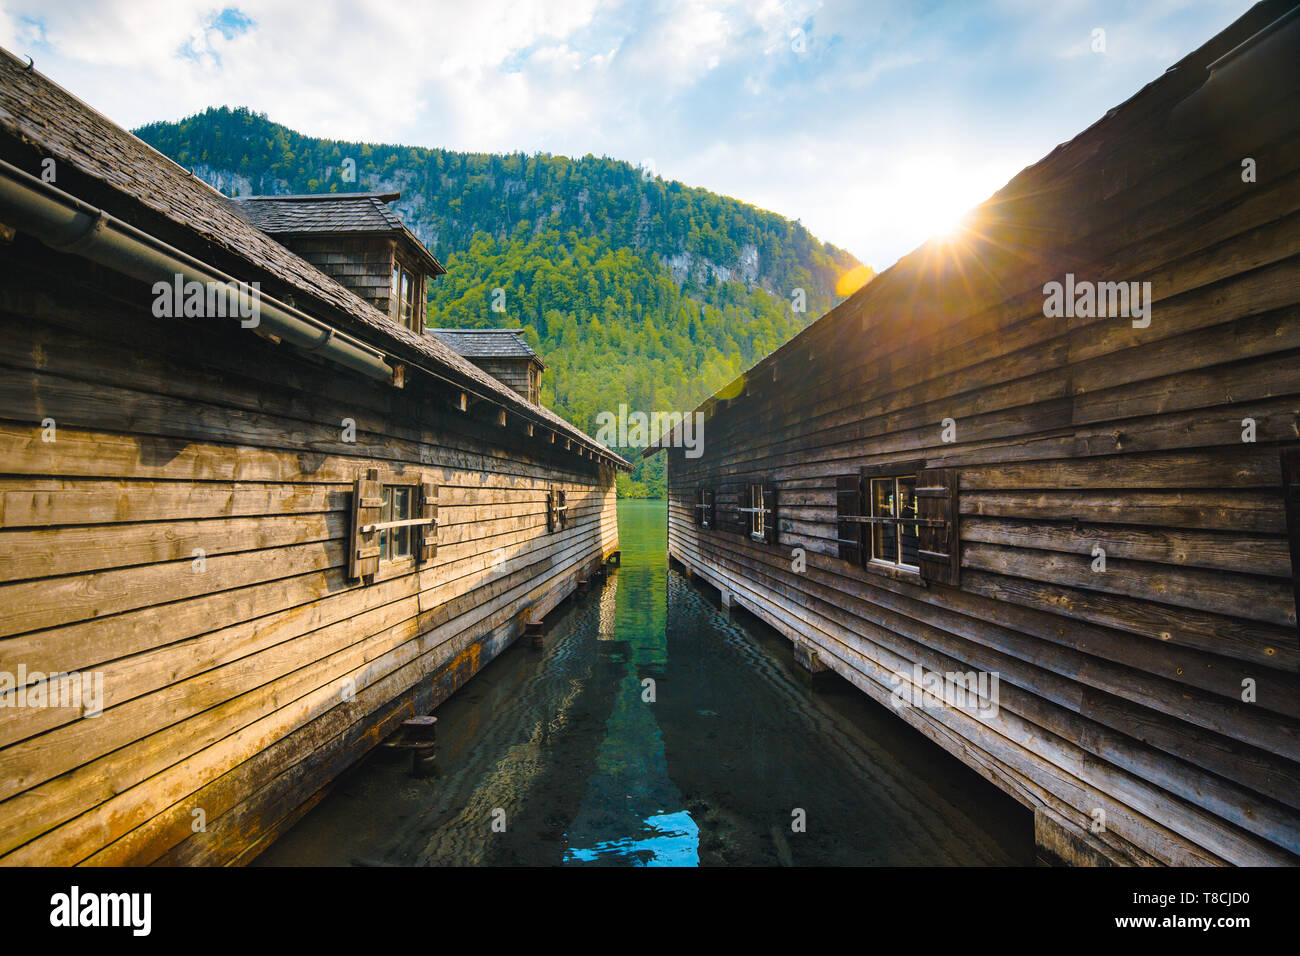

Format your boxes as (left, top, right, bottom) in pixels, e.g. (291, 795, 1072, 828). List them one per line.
(233, 191, 445, 333)
(428, 329, 546, 405)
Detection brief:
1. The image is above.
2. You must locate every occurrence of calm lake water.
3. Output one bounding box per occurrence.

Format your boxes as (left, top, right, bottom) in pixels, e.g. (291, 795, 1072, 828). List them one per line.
(258, 499, 1033, 866)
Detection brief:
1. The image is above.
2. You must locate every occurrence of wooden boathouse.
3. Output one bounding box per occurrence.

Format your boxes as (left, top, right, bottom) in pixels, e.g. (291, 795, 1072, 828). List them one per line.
(0, 50, 627, 865)
(654, 1, 1300, 865)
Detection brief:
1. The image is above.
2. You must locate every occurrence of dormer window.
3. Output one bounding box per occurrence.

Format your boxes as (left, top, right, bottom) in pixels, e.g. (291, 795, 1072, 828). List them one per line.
(392, 264, 421, 329)
(234, 191, 444, 335)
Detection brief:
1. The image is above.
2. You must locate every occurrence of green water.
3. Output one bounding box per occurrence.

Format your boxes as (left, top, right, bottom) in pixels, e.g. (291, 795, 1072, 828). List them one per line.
(258, 500, 1033, 866)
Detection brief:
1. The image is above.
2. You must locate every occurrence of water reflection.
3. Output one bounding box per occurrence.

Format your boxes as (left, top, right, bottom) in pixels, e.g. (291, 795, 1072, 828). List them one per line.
(257, 500, 1032, 866)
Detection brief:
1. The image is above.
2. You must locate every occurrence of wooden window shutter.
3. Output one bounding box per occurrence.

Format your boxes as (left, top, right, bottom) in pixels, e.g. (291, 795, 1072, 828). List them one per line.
(761, 483, 778, 545)
(546, 490, 557, 532)
(703, 488, 714, 528)
(836, 475, 864, 564)
(417, 482, 438, 563)
(557, 489, 568, 531)
(348, 468, 383, 581)
(1281, 448, 1300, 629)
(916, 467, 960, 585)
(694, 486, 705, 526)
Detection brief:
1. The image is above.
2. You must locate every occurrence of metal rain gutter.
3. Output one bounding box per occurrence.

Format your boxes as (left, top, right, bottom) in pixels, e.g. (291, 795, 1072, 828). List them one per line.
(0, 157, 396, 382)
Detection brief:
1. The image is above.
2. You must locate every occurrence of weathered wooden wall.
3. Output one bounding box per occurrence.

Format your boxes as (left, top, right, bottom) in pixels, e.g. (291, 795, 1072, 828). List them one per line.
(0, 250, 617, 865)
(283, 235, 396, 317)
(666, 8, 1300, 866)
(472, 358, 540, 404)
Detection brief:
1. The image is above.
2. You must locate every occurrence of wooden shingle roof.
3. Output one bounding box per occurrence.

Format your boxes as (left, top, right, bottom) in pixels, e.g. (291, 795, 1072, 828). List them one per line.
(235, 192, 406, 233)
(0, 48, 625, 468)
(429, 329, 544, 367)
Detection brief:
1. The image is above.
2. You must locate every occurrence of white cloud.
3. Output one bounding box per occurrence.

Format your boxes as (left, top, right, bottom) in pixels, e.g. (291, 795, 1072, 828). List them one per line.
(0, 0, 1244, 266)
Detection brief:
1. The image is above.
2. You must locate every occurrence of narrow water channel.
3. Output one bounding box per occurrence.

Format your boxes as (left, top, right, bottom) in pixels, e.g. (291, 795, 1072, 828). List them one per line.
(258, 500, 1034, 866)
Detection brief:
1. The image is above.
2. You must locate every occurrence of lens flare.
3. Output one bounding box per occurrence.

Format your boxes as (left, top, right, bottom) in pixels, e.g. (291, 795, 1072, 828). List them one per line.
(716, 375, 745, 399)
(835, 264, 876, 297)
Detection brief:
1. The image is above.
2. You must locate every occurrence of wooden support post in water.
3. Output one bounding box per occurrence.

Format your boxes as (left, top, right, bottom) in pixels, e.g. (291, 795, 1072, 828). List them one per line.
(1033, 807, 1122, 866)
(525, 620, 544, 649)
(792, 640, 837, 691)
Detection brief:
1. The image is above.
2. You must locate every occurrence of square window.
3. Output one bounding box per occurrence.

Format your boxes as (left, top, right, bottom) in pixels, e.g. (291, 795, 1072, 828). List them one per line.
(837, 466, 959, 584)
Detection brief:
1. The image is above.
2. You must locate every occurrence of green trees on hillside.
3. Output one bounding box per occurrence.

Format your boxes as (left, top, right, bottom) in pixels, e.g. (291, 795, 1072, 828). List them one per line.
(433, 228, 808, 422)
(136, 106, 863, 495)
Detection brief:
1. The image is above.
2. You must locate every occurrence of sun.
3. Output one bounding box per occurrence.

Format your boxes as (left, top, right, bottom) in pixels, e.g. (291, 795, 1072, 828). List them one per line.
(901, 158, 992, 245)
(929, 207, 977, 244)
(914, 188, 978, 244)
(930, 209, 969, 240)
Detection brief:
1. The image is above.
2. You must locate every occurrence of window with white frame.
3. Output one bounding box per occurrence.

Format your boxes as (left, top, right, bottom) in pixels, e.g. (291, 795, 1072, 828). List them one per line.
(868, 474, 919, 569)
(378, 484, 415, 563)
(390, 264, 421, 331)
(744, 482, 777, 545)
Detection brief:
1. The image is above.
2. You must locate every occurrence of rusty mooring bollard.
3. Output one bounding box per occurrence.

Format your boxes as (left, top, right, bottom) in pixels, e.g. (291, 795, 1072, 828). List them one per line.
(399, 715, 438, 774)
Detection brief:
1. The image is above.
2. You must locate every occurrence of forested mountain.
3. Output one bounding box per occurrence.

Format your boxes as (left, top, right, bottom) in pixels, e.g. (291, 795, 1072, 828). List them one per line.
(136, 107, 865, 495)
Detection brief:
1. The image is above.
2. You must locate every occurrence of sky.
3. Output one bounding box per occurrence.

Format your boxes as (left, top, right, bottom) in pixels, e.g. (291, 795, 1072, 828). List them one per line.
(0, 0, 1252, 270)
